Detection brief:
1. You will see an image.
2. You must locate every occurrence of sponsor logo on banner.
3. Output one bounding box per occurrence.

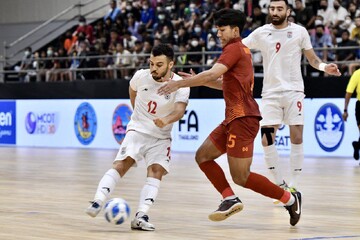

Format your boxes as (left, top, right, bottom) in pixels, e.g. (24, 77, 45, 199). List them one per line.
(25, 112, 59, 135)
(275, 124, 290, 152)
(314, 103, 344, 152)
(177, 110, 199, 140)
(112, 104, 132, 144)
(0, 101, 16, 144)
(74, 102, 97, 145)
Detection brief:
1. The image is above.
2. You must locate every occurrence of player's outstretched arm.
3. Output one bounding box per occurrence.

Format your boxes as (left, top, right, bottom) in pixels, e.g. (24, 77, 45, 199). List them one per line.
(158, 63, 227, 95)
(304, 48, 341, 76)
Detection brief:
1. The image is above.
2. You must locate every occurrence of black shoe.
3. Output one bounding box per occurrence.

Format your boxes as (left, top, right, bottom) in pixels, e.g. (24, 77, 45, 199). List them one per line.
(352, 141, 359, 160)
(208, 197, 244, 221)
(284, 191, 302, 226)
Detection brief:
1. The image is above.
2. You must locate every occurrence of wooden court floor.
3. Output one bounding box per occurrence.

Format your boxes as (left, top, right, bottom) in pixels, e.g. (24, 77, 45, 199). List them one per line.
(1, 147, 360, 240)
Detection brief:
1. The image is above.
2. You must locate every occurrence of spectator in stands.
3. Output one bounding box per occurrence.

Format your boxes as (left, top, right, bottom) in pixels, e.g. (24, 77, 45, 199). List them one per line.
(120, 0, 141, 22)
(340, 15, 356, 33)
(329, 0, 349, 31)
(192, 22, 207, 46)
(132, 40, 145, 68)
(311, 23, 335, 62)
(251, 4, 267, 29)
(317, 0, 333, 27)
(310, 23, 335, 76)
(93, 21, 107, 47)
(205, 35, 221, 67)
(176, 25, 190, 46)
(34, 50, 49, 82)
(48, 47, 69, 82)
(104, 0, 121, 22)
(336, 29, 358, 75)
(140, 0, 155, 29)
(73, 16, 94, 44)
(187, 35, 203, 73)
(113, 15, 126, 35)
(15, 46, 33, 82)
(348, 2, 360, 19)
(294, 0, 316, 29)
(160, 25, 176, 45)
(153, 10, 173, 34)
(68, 41, 88, 81)
(176, 43, 189, 72)
(44, 46, 56, 82)
(107, 27, 122, 52)
(351, 15, 360, 44)
(348, 15, 360, 74)
(122, 30, 138, 52)
(127, 13, 141, 40)
(113, 42, 132, 80)
(63, 30, 77, 54)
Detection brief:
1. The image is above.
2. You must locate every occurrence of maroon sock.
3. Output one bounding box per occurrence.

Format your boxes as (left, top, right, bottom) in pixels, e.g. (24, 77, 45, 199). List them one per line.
(244, 172, 285, 200)
(199, 161, 234, 198)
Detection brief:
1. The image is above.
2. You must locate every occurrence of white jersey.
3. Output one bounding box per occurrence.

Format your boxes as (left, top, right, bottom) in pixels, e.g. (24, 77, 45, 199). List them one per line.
(127, 69, 190, 139)
(242, 22, 313, 97)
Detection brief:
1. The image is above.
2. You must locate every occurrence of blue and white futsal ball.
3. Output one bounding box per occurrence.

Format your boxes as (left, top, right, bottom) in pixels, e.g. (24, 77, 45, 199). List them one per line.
(104, 198, 130, 225)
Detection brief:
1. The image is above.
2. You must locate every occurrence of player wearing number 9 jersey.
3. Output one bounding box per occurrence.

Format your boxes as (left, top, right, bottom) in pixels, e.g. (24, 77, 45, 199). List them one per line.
(242, 0, 341, 195)
(85, 43, 190, 231)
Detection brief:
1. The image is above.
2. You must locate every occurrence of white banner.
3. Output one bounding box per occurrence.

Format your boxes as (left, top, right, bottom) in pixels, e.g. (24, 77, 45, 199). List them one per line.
(9, 98, 357, 158)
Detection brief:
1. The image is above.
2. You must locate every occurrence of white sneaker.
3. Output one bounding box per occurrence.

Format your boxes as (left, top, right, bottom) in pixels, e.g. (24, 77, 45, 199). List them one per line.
(85, 200, 103, 217)
(131, 214, 155, 231)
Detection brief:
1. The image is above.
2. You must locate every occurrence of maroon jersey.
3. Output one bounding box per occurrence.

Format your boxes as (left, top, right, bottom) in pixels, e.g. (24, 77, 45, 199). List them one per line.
(217, 37, 261, 124)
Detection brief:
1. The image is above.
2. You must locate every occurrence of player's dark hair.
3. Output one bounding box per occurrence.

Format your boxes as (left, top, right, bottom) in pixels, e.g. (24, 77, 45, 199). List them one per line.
(151, 44, 174, 61)
(270, 0, 289, 5)
(214, 9, 246, 33)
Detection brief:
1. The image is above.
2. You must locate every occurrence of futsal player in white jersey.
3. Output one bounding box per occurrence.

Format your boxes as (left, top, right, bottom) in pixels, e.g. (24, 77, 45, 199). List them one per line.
(85, 44, 190, 231)
(242, 0, 341, 197)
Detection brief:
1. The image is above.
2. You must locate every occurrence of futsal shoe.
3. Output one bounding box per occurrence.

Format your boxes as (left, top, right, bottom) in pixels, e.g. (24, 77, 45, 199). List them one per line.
(131, 213, 155, 231)
(208, 197, 244, 221)
(284, 191, 302, 226)
(85, 200, 103, 217)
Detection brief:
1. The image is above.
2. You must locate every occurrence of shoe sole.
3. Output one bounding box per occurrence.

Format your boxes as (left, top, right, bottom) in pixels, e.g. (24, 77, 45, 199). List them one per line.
(85, 209, 99, 218)
(208, 202, 244, 221)
(131, 226, 155, 231)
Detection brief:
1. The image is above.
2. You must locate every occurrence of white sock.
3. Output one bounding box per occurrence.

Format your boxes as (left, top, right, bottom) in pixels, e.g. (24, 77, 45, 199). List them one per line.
(223, 195, 236, 201)
(289, 143, 303, 188)
(94, 168, 121, 204)
(137, 177, 160, 214)
(285, 193, 295, 206)
(263, 144, 284, 185)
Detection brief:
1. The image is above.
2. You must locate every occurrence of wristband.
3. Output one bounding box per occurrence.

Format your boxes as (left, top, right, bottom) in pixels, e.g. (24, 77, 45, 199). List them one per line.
(319, 63, 327, 72)
(344, 109, 347, 112)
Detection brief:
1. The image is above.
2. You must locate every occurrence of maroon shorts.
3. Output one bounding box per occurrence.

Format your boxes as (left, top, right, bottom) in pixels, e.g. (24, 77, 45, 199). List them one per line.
(209, 117, 260, 158)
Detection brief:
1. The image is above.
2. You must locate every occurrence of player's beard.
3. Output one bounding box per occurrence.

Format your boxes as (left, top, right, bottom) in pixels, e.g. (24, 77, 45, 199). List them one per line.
(271, 13, 287, 25)
(152, 66, 168, 81)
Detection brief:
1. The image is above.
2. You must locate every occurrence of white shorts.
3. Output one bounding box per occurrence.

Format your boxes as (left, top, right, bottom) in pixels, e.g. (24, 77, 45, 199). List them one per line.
(114, 130, 171, 173)
(260, 91, 305, 126)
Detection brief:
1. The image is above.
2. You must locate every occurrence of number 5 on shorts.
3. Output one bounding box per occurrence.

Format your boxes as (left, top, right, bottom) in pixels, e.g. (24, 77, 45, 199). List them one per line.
(227, 134, 236, 148)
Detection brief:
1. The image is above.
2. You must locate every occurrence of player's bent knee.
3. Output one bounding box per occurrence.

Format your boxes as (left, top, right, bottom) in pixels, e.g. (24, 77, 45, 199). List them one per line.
(232, 175, 247, 187)
(147, 164, 167, 179)
(261, 127, 275, 146)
